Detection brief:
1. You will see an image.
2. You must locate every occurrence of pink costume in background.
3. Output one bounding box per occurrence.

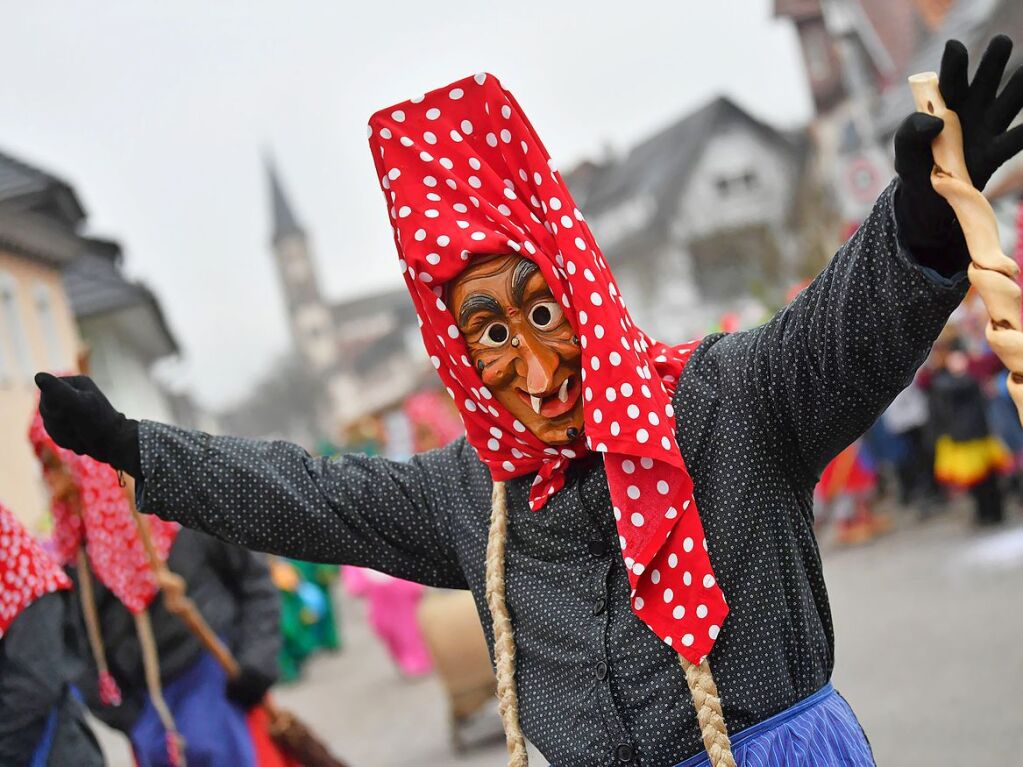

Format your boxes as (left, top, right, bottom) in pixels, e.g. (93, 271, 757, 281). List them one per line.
(342, 566, 432, 677)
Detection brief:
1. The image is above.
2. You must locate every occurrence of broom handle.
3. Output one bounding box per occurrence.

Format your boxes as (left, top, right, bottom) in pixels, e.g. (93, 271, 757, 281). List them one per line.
(124, 481, 349, 766)
(125, 477, 240, 678)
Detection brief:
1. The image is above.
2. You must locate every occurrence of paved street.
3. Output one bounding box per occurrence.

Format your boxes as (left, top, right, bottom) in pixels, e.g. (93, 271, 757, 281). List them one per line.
(95, 502, 1023, 766)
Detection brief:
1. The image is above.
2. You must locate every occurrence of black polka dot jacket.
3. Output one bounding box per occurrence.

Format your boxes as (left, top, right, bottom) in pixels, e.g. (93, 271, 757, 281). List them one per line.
(136, 183, 967, 767)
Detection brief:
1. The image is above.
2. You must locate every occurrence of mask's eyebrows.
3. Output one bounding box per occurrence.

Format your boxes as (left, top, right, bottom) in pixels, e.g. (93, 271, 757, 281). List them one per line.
(458, 293, 502, 329)
(511, 259, 540, 305)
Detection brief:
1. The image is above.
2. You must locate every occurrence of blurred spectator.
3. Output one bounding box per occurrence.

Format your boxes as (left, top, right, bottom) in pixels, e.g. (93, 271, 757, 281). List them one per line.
(930, 346, 1011, 526)
(342, 567, 432, 677)
(881, 380, 935, 510)
(76, 528, 284, 766)
(272, 557, 341, 683)
(0, 502, 104, 767)
(815, 441, 891, 545)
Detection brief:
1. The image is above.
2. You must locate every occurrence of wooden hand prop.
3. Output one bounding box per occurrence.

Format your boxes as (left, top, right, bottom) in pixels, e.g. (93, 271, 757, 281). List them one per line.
(909, 72, 1023, 424)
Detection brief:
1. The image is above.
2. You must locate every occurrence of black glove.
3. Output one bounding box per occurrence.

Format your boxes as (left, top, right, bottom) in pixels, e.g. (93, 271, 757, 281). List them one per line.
(894, 35, 1023, 275)
(34, 372, 142, 478)
(225, 665, 274, 710)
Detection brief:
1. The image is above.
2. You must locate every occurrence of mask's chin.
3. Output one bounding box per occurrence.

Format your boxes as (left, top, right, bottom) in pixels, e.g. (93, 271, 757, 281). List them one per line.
(524, 406, 585, 446)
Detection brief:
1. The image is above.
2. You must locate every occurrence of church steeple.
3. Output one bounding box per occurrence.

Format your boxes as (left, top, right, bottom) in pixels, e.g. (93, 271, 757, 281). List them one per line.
(264, 153, 338, 373)
(266, 154, 304, 246)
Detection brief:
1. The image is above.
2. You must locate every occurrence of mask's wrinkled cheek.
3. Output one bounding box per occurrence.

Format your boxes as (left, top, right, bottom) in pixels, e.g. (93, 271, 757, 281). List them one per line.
(479, 352, 518, 389)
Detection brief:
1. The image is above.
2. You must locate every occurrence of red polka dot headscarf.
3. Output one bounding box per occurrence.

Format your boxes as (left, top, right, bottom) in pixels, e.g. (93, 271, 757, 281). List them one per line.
(29, 410, 177, 615)
(368, 74, 727, 663)
(0, 501, 71, 638)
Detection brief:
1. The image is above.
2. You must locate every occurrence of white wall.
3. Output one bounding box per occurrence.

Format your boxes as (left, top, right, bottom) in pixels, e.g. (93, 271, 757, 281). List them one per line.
(79, 314, 177, 424)
(677, 125, 796, 242)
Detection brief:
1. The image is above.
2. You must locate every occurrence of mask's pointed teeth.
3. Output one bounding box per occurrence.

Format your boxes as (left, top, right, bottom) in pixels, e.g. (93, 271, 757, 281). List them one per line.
(558, 378, 569, 403)
(531, 395, 542, 414)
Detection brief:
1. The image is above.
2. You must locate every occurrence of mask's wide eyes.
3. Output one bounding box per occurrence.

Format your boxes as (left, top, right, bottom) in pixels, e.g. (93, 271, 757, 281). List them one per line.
(528, 301, 563, 330)
(479, 321, 510, 347)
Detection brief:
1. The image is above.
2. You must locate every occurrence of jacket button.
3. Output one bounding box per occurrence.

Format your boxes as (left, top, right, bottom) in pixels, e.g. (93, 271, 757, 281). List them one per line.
(616, 743, 634, 762)
(588, 537, 609, 557)
(593, 596, 607, 615)
(595, 661, 608, 681)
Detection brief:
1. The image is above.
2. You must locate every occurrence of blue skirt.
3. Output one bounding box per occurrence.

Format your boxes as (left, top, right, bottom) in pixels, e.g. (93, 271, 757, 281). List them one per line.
(130, 651, 256, 767)
(673, 684, 875, 767)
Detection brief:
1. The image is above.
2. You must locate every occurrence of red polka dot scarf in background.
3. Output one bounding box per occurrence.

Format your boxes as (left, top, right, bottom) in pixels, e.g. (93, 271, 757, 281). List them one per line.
(0, 501, 71, 638)
(367, 74, 728, 663)
(29, 410, 177, 615)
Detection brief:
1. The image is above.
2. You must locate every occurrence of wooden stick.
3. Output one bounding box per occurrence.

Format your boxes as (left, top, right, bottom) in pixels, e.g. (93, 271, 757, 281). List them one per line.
(909, 72, 1023, 424)
(125, 478, 240, 677)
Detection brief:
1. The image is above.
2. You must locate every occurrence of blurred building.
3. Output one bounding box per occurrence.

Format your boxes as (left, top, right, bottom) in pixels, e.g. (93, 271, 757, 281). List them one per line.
(778, 0, 1023, 231)
(0, 150, 85, 526)
(251, 158, 427, 444)
(62, 237, 180, 423)
(0, 148, 181, 529)
(565, 96, 806, 341)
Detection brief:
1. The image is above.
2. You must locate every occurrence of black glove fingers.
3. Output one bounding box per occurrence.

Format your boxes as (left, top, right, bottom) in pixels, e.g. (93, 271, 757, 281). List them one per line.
(968, 35, 1013, 111)
(62, 375, 100, 394)
(989, 65, 1023, 134)
(894, 112, 944, 182)
(939, 39, 970, 110)
(40, 374, 85, 415)
(992, 123, 1023, 174)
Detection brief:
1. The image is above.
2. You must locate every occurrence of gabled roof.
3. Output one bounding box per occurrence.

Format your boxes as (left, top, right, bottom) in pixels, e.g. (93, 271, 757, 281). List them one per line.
(0, 149, 86, 229)
(570, 96, 800, 224)
(62, 238, 179, 359)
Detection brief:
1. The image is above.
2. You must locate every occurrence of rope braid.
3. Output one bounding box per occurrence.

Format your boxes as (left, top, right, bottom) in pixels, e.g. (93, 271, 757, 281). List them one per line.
(485, 481, 529, 767)
(680, 657, 736, 767)
(486, 480, 736, 767)
(75, 549, 121, 705)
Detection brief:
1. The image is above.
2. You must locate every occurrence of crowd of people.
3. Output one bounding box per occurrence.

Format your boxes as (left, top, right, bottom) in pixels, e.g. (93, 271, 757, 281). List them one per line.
(817, 290, 1021, 544)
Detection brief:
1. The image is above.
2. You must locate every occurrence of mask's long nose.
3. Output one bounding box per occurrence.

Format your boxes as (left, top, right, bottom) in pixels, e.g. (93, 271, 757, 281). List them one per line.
(517, 332, 559, 396)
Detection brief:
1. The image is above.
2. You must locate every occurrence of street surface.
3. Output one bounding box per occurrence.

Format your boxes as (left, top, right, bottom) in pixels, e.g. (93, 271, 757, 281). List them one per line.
(94, 502, 1023, 766)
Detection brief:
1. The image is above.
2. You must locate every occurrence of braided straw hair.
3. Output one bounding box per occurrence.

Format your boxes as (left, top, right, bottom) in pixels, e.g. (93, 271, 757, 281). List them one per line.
(484, 481, 736, 767)
(679, 657, 736, 767)
(909, 72, 1023, 424)
(486, 481, 529, 767)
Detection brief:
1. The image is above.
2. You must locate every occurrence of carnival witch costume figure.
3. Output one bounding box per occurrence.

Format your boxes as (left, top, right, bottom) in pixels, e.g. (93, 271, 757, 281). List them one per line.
(29, 408, 188, 765)
(30, 408, 301, 767)
(35, 36, 1023, 767)
(0, 501, 105, 767)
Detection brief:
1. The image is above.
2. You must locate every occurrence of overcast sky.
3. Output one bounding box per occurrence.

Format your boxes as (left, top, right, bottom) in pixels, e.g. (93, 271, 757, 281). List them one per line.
(2, 1, 812, 408)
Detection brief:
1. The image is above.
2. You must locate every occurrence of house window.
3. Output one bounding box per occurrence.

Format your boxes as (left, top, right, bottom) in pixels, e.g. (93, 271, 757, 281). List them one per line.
(0, 271, 35, 382)
(715, 170, 759, 196)
(34, 282, 65, 370)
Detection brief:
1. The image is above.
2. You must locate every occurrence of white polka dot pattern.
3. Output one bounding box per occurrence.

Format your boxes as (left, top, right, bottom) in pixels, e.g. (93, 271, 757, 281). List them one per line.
(29, 411, 177, 614)
(0, 503, 71, 638)
(367, 73, 726, 663)
(134, 181, 971, 765)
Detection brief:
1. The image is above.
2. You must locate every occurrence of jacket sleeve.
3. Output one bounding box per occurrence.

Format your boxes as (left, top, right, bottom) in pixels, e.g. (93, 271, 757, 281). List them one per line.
(708, 180, 968, 486)
(208, 539, 283, 677)
(0, 593, 67, 763)
(136, 422, 468, 589)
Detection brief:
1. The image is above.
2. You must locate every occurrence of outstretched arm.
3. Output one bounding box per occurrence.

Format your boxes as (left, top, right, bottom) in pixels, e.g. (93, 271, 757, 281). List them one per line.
(727, 180, 967, 485)
(35, 374, 469, 589)
(135, 422, 467, 587)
